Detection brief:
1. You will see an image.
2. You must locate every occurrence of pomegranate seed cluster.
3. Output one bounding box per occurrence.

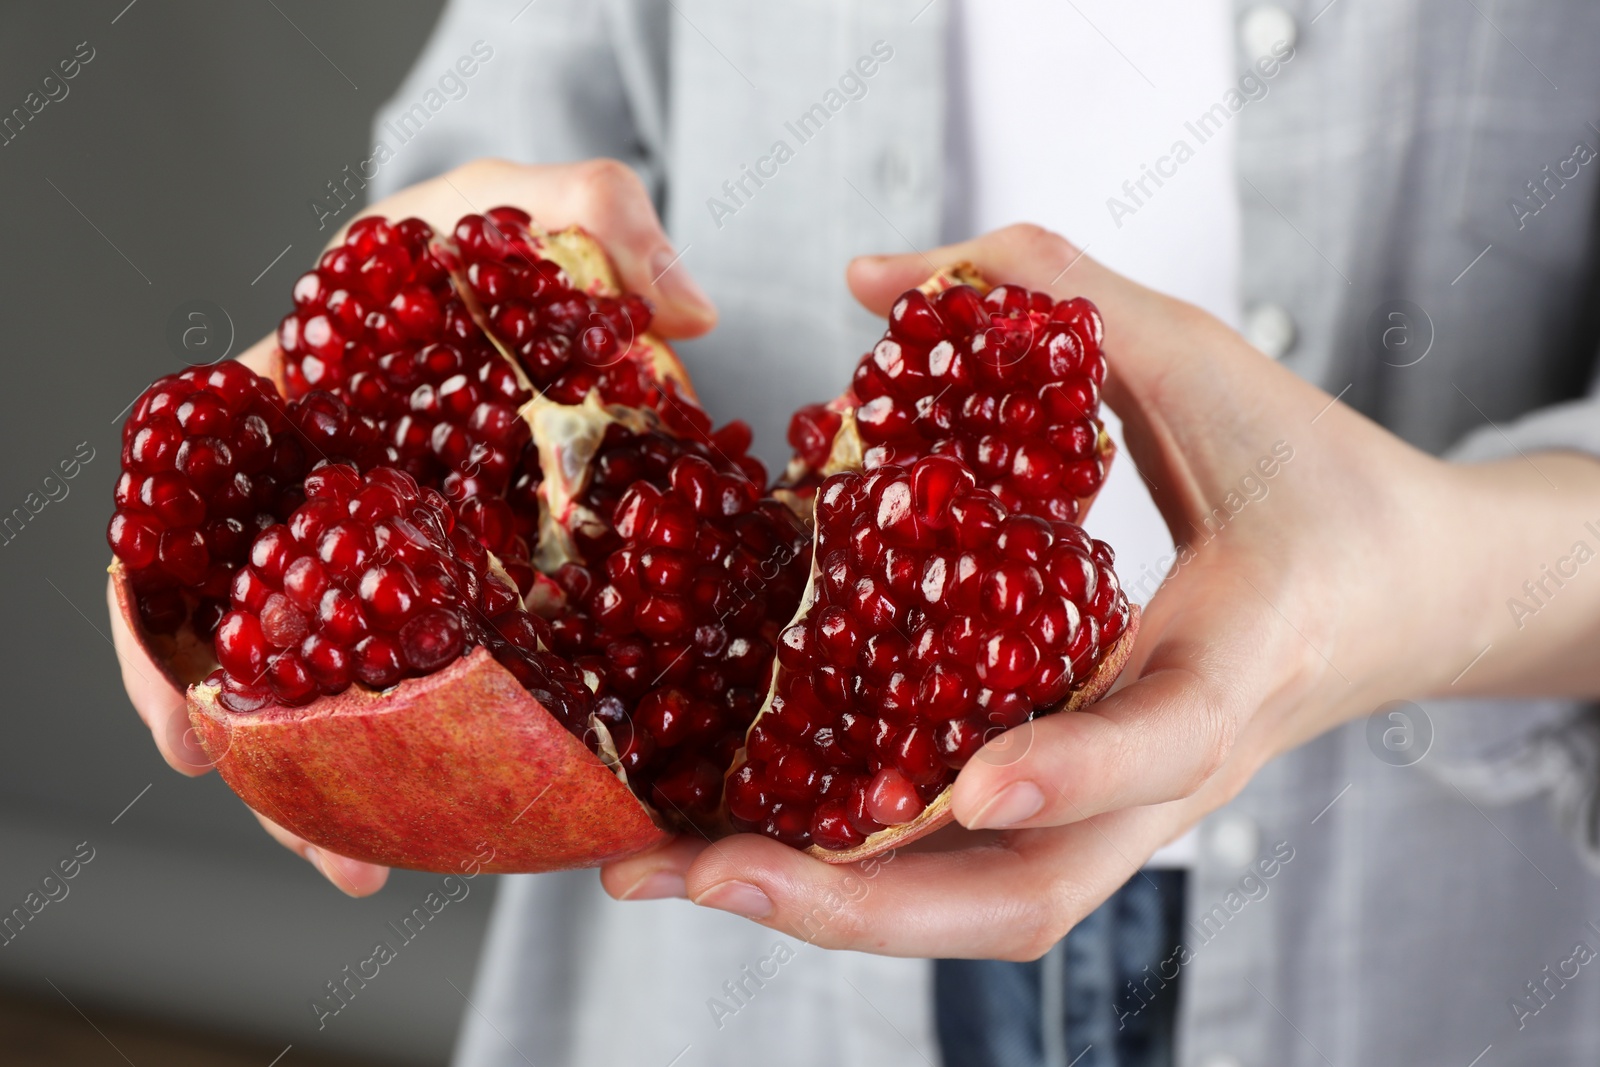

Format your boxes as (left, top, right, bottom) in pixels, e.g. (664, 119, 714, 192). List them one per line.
(110, 363, 308, 639)
(454, 207, 656, 407)
(210, 464, 589, 718)
(278, 216, 462, 397)
(543, 424, 810, 822)
(728, 455, 1129, 851)
(277, 215, 541, 580)
(840, 284, 1108, 523)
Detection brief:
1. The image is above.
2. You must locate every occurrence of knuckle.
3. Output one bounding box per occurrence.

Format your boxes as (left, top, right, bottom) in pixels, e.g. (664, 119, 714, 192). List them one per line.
(1004, 902, 1071, 962)
(784, 892, 868, 948)
(1185, 684, 1239, 793)
(1001, 222, 1073, 263)
(572, 157, 647, 212)
(451, 156, 514, 182)
(996, 875, 1078, 961)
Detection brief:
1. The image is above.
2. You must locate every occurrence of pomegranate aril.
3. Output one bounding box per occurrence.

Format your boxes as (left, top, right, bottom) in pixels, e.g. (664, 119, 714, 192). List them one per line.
(137, 589, 187, 635)
(811, 799, 867, 851)
(354, 634, 405, 688)
(761, 803, 813, 848)
(216, 611, 269, 681)
(651, 758, 723, 815)
(866, 768, 925, 826)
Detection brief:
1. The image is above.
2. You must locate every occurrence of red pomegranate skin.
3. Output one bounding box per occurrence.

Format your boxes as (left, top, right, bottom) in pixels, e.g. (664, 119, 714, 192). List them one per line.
(189, 647, 669, 872)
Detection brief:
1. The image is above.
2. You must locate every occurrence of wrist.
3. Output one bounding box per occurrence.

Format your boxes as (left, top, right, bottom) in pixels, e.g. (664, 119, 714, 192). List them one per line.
(1415, 452, 1600, 699)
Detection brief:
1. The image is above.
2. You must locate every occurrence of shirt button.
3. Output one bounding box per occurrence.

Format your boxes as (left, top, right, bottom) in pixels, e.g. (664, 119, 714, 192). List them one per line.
(1208, 814, 1261, 868)
(1239, 4, 1297, 63)
(1242, 302, 1296, 358)
(1197, 1055, 1244, 1067)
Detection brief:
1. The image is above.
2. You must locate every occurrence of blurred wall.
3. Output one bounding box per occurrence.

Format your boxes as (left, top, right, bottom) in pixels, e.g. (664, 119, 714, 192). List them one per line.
(0, 4, 499, 1063)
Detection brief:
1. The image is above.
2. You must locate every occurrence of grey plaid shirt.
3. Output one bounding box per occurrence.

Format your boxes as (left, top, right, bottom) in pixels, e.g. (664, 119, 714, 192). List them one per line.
(370, 2, 1600, 1064)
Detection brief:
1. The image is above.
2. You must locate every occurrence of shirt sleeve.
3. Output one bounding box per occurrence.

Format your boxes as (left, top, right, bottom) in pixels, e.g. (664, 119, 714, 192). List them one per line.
(1424, 350, 1600, 873)
(366, 0, 668, 203)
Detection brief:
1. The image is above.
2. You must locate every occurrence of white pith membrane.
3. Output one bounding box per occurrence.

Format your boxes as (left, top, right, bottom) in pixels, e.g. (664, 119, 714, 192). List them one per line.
(450, 221, 696, 803)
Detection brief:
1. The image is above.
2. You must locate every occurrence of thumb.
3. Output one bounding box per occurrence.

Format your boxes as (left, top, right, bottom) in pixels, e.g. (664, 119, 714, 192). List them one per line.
(847, 224, 1146, 332)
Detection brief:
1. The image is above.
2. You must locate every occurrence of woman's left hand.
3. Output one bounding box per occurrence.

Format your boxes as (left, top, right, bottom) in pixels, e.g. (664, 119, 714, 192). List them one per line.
(599, 224, 1600, 959)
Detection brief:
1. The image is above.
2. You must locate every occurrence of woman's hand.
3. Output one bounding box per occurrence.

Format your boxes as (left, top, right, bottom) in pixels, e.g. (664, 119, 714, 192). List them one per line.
(109, 157, 716, 895)
(599, 223, 1600, 957)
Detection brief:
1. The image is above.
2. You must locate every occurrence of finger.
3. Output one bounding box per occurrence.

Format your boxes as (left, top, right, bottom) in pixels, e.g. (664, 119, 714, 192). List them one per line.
(679, 804, 1182, 960)
(950, 597, 1267, 829)
(254, 812, 390, 897)
(236, 332, 277, 376)
(599, 834, 712, 901)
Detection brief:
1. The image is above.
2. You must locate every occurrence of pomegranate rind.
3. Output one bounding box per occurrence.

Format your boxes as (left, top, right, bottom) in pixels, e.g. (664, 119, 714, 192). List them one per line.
(189, 646, 670, 873)
(803, 604, 1141, 864)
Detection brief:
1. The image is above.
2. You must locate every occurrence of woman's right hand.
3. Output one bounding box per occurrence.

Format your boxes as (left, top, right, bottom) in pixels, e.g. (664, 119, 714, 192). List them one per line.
(108, 157, 718, 895)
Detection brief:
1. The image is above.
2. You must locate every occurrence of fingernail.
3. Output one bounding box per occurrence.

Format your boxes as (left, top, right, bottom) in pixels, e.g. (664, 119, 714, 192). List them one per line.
(694, 880, 772, 919)
(620, 871, 688, 901)
(649, 246, 714, 315)
(966, 781, 1046, 830)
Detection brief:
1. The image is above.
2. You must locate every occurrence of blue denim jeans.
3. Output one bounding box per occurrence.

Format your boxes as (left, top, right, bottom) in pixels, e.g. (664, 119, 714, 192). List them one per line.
(934, 870, 1186, 1067)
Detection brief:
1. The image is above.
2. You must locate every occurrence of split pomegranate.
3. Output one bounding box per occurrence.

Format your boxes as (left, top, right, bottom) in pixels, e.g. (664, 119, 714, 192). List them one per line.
(107, 211, 1136, 874)
(730, 456, 1129, 853)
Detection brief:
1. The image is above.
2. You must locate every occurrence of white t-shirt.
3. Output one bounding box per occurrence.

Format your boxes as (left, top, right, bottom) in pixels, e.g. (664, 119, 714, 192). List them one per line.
(945, 0, 1243, 866)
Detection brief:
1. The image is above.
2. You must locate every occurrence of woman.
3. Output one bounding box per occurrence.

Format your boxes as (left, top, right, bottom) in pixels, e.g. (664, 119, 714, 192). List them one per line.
(115, 1, 1600, 1064)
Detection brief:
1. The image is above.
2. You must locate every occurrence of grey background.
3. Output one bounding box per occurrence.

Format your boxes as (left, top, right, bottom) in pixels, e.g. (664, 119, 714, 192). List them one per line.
(0, 3, 493, 1063)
